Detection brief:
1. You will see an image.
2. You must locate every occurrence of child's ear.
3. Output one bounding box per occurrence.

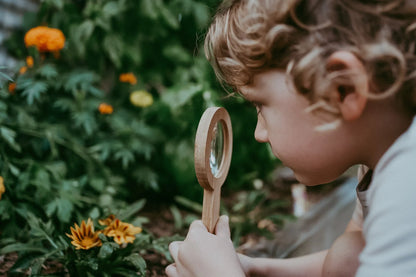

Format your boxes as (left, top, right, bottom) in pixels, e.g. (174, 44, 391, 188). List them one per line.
(327, 51, 368, 121)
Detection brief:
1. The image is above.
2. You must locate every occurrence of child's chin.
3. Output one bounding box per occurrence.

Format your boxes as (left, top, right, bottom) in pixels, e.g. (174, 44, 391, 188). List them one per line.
(293, 173, 325, 186)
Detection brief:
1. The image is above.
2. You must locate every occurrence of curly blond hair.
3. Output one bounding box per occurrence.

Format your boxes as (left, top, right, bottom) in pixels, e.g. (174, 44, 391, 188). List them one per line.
(205, 0, 416, 115)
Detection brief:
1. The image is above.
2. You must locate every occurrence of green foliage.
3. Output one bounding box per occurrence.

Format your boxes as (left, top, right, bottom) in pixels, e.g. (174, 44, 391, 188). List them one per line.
(0, 0, 280, 274)
(229, 189, 294, 247)
(0, 200, 181, 276)
(172, 186, 293, 248)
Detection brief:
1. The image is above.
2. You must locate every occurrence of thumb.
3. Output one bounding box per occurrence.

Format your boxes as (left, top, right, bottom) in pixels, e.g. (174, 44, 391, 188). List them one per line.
(215, 215, 230, 238)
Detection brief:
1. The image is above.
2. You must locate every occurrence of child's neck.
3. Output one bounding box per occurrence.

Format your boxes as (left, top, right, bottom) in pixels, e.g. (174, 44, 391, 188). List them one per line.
(359, 100, 413, 170)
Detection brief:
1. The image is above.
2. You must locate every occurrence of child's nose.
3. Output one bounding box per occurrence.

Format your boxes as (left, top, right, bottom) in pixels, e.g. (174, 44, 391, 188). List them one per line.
(254, 117, 268, 143)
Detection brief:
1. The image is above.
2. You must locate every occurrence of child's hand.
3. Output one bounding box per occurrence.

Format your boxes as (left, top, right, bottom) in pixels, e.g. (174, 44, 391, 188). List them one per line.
(238, 253, 256, 276)
(165, 215, 245, 277)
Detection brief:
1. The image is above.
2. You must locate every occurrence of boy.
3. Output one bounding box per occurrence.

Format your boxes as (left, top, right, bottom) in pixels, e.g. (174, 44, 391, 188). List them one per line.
(166, 0, 416, 276)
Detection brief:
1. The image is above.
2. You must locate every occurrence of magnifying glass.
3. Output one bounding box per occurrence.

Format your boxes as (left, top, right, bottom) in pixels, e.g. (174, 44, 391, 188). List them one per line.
(194, 107, 233, 233)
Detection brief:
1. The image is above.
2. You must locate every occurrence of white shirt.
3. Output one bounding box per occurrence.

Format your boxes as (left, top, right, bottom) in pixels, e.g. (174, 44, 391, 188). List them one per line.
(356, 116, 416, 276)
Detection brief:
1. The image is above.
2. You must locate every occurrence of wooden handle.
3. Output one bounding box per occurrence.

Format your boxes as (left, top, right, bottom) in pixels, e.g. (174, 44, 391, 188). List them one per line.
(202, 185, 222, 233)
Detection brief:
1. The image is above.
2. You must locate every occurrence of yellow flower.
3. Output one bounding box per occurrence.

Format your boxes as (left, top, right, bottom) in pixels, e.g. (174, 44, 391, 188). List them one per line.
(8, 83, 16, 94)
(26, 56, 34, 68)
(119, 73, 137, 85)
(130, 90, 153, 108)
(66, 218, 102, 250)
(103, 219, 142, 245)
(98, 214, 116, 227)
(98, 103, 114, 114)
(24, 26, 65, 52)
(19, 66, 27, 75)
(0, 177, 5, 200)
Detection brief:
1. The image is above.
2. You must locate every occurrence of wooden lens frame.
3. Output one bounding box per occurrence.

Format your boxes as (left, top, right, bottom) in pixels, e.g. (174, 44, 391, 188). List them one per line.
(194, 107, 233, 233)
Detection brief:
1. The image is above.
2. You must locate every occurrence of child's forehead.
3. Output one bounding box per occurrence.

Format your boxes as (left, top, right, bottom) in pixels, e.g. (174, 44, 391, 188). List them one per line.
(239, 69, 287, 96)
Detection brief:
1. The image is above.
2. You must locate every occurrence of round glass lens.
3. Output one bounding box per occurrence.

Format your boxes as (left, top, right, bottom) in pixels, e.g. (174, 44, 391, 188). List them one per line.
(210, 121, 224, 177)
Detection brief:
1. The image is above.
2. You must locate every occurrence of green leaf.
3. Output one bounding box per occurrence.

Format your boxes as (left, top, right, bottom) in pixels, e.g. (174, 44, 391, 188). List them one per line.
(46, 200, 57, 217)
(193, 2, 211, 29)
(87, 86, 104, 97)
(102, 1, 123, 18)
(98, 242, 116, 259)
(44, 0, 64, 9)
(90, 178, 105, 192)
(21, 81, 48, 105)
(54, 98, 75, 111)
(160, 5, 179, 29)
(123, 253, 146, 271)
(161, 83, 203, 110)
(72, 111, 98, 136)
(163, 44, 191, 64)
(45, 161, 67, 179)
(141, 0, 158, 19)
(77, 20, 95, 41)
(103, 35, 123, 68)
(57, 198, 73, 223)
(8, 162, 20, 176)
(37, 64, 58, 79)
(169, 205, 183, 230)
(118, 199, 146, 221)
(114, 149, 135, 169)
(0, 71, 13, 82)
(89, 207, 100, 219)
(16, 108, 36, 127)
(32, 167, 51, 191)
(174, 196, 203, 213)
(133, 167, 159, 191)
(0, 126, 21, 152)
(0, 201, 11, 220)
(9, 253, 46, 275)
(64, 70, 99, 94)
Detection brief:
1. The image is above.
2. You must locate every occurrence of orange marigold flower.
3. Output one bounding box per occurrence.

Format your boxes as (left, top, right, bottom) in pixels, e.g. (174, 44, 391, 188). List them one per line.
(119, 73, 137, 85)
(19, 66, 27, 75)
(26, 56, 34, 68)
(130, 90, 153, 108)
(98, 103, 114, 115)
(8, 83, 16, 94)
(24, 26, 65, 52)
(66, 218, 102, 250)
(0, 177, 5, 200)
(103, 219, 142, 245)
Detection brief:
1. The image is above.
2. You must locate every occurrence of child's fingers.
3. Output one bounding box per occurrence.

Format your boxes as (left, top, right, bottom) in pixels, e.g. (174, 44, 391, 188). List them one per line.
(189, 219, 207, 231)
(186, 220, 208, 239)
(165, 263, 179, 277)
(169, 241, 181, 261)
(215, 215, 230, 238)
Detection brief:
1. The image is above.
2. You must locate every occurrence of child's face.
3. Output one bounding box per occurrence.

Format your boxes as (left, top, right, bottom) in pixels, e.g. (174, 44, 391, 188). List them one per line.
(240, 70, 354, 185)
